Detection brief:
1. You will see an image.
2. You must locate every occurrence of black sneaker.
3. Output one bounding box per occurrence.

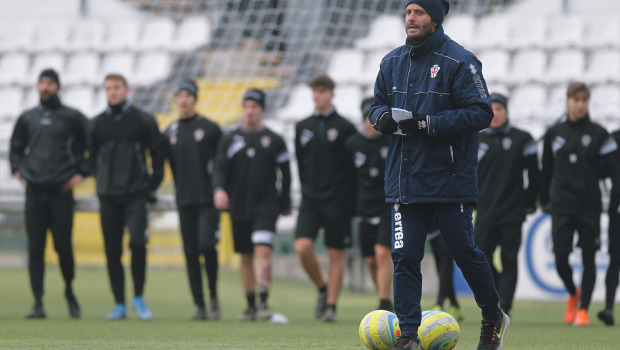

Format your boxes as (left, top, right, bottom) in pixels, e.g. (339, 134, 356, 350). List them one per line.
(237, 306, 257, 322)
(477, 311, 510, 350)
(66, 294, 81, 319)
(26, 305, 46, 319)
(597, 309, 615, 326)
(378, 299, 394, 313)
(210, 297, 221, 320)
(315, 288, 328, 319)
(393, 333, 421, 350)
(191, 306, 208, 320)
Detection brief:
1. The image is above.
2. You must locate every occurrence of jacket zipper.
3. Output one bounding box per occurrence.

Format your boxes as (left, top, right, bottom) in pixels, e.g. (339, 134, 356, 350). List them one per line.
(450, 145, 456, 175)
(398, 48, 414, 204)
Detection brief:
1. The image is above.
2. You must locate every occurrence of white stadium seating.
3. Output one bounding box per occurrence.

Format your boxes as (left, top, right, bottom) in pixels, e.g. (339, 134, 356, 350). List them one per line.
(63, 53, 100, 86)
(32, 22, 70, 52)
(333, 85, 362, 123)
(327, 49, 363, 85)
(443, 15, 476, 48)
(546, 16, 584, 49)
(472, 15, 510, 50)
(0, 54, 29, 86)
(508, 84, 547, 120)
(359, 51, 385, 86)
(547, 50, 585, 84)
(23, 87, 39, 110)
(66, 20, 106, 52)
(590, 85, 620, 119)
(26, 53, 65, 85)
(133, 52, 171, 86)
(585, 50, 620, 84)
(0, 22, 35, 52)
(355, 15, 405, 51)
(508, 16, 546, 50)
(137, 18, 176, 51)
(506, 50, 547, 85)
(276, 85, 314, 121)
(62, 87, 95, 117)
(0, 87, 23, 119)
(546, 85, 569, 119)
(99, 53, 135, 82)
(583, 16, 620, 49)
(478, 50, 510, 84)
(101, 21, 141, 52)
(169, 16, 211, 52)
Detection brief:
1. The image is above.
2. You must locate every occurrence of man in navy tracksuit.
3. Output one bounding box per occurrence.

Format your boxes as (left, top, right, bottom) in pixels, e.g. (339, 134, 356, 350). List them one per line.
(370, 1, 509, 349)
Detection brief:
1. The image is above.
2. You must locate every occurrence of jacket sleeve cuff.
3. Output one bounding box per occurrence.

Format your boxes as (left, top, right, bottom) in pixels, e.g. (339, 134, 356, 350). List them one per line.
(428, 115, 439, 136)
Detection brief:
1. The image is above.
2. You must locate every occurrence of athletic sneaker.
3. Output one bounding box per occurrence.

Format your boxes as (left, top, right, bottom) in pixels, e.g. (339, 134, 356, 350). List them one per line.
(597, 309, 614, 326)
(315, 288, 328, 319)
(237, 306, 257, 321)
(378, 299, 394, 313)
(66, 294, 81, 319)
(564, 288, 580, 324)
(210, 297, 221, 320)
(322, 307, 337, 322)
(449, 305, 465, 322)
(257, 304, 273, 321)
(105, 304, 127, 320)
(26, 305, 46, 319)
(191, 306, 208, 320)
(392, 333, 421, 350)
(574, 309, 590, 326)
(477, 310, 510, 350)
(132, 296, 153, 320)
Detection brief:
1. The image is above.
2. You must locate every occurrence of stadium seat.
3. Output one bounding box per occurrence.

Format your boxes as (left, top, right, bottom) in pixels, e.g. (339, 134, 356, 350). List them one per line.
(92, 88, 108, 116)
(101, 21, 141, 51)
(0, 54, 30, 86)
(508, 16, 546, 50)
(66, 20, 106, 52)
(64, 53, 100, 86)
(169, 16, 211, 52)
(26, 53, 65, 85)
(546, 85, 568, 119)
(355, 15, 405, 51)
(276, 84, 314, 121)
(99, 53, 135, 82)
(32, 22, 71, 52)
(584, 50, 620, 84)
(132, 53, 171, 86)
(471, 15, 510, 50)
(0, 87, 24, 119)
(590, 85, 620, 119)
(327, 50, 363, 85)
(443, 14, 476, 49)
(508, 84, 547, 120)
(506, 50, 547, 85)
(358, 51, 385, 86)
(477, 50, 510, 84)
(546, 16, 584, 49)
(0, 22, 35, 52)
(583, 16, 620, 49)
(62, 87, 95, 117)
(23, 87, 39, 110)
(333, 85, 362, 124)
(547, 50, 585, 84)
(486, 83, 509, 98)
(137, 17, 176, 51)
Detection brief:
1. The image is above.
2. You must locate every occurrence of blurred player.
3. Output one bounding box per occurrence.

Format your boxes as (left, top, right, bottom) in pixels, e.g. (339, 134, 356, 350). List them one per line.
(475, 93, 540, 317)
(213, 89, 291, 321)
(294, 75, 357, 322)
(164, 81, 223, 320)
(10, 69, 88, 319)
(428, 228, 463, 321)
(541, 82, 618, 326)
(345, 97, 393, 312)
(601, 127, 620, 326)
(89, 74, 165, 320)
(370, 1, 509, 349)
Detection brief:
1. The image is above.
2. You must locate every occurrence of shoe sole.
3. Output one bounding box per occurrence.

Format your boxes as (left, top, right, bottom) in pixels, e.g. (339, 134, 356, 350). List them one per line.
(497, 313, 511, 350)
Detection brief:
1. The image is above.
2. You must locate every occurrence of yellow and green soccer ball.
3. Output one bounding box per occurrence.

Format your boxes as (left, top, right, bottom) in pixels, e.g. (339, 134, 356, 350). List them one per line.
(417, 310, 460, 350)
(359, 310, 401, 350)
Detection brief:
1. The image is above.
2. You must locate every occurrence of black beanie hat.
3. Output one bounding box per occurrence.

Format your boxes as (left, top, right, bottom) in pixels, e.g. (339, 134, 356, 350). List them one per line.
(175, 80, 198, 99)
(490, 93, 508, 110)
(361, 97, 374, 120)
(405, 0, 450, 26)
(243, 89, 266, 110)
(39, 69, 60, 87)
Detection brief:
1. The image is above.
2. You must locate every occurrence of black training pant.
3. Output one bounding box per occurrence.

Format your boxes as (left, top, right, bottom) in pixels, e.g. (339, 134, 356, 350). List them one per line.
(605, 197, 620, 310)
(25, 186, 75, 302)
(474, 223, 522, 313)
(99, 195, 149, 305)
(429, 232, 458, 308)
(178, 205, 220, 308)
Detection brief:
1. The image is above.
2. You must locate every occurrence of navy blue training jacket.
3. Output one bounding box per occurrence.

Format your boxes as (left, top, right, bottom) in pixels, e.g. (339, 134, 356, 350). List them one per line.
(369, 26, 493, 204)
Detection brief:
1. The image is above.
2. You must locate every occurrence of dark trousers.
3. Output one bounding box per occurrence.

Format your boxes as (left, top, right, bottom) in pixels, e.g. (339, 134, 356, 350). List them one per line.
(25, 186, 75, 302)
(100, 195, 149, 305)
(605, 198, 620, 310)
(178, 205, 220, 308)
(392, 203, 501, 334)
(474, 223, 522, 313)
(551, 212, 600, 311)
(429, 233, 458, 308)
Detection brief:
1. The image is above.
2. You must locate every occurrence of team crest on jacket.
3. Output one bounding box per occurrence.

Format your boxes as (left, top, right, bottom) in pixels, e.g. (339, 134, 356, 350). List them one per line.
(582, 134, 591, 147)
(170, 135, 177, 145)
(430, 65, 441, 79)
(194, 129, 205, 142)
(261, 135, 271, 148)
(502, 137, 512, 150)
(327, 128, 338, 142)
(247, 147, 256, 158)
(380, 146, 388, 159)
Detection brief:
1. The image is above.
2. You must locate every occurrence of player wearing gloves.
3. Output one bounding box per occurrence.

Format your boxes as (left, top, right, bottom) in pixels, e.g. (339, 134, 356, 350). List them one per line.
(213, 89, 292, 322)
(370, 1, 509, 349)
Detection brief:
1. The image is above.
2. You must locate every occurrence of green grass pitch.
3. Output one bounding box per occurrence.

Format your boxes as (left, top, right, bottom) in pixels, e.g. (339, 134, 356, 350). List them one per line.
(0, 267, 617, 349)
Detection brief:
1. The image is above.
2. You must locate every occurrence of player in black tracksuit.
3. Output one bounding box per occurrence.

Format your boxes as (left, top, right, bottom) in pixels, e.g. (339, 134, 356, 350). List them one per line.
(9, 70, 87, 319)
(345, 97, 393, 312)
(541, 83, 618, 326)
(164, 81, 223, 320)
(475, 93, 540, 317)
(213, 89, 291, 322)
(294, 75, 357, 322)
(600, 129, 620, 326)
(89, 74, 164, 320)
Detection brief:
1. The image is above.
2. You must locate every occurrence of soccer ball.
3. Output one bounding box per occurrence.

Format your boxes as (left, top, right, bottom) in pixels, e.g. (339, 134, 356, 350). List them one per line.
(417, 310, 460, 350)
(359, 310, 401, 350)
